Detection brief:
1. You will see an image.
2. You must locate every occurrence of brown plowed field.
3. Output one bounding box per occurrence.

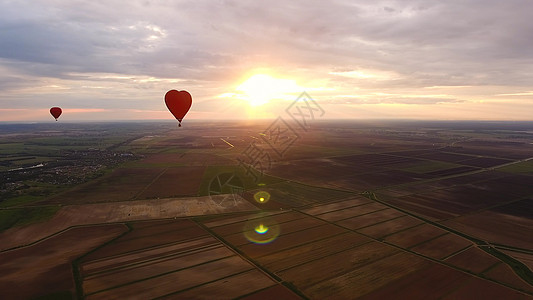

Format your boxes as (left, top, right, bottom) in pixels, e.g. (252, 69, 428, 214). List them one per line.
(257, 232, 371, 272)
(80, 218, 289, 299)
(0, 195, 258, 251)
(336, 208, 407, 230)
(302, 252, 429, 299)
(238, 224, 347, 259)
(222, 217, 326, 247)
(358, 263, 471, 299)
(160, 269, 277, 300)
(0, 224, 126, 299)
(418, 151, 475, 163)
(445, 246, 500, 273)
(277, 241, 400, 288)
(356, 215, 424, 239)
(136, 166, 206, 198)
(443, 211, 533, 249)
(313, 202, 388, 222)
(239, 284, 302, 300)
(300, 196, 372, 215)
(443, 276, 531, 299)
(139, 152, 236, 166)
(44, 167, 164, 204)
(201, 211, 282, 228)
(85, 256, 256, 299)
(209, 211, 306, 236)
(384, 223, 448, 248)
(410, 233, 472, 260)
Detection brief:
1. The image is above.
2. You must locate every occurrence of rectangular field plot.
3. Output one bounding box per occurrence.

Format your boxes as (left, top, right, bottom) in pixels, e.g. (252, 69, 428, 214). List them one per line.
(443, 276, 531, 300)
(444, 141, 533, 160)
(483, 175, 533, 197)
(443, 210, 533, 250)
(222, 217, 327, 247)
(356, 215, 424, 239)
(82, 245, 235, 294)
(0, 224, 127, 300)
(445, 246, 500, 273)
(208, 211, 307, 236)
(162, 269, 277, 300)
(250, 181, 354, 207)
(335, 170, 429, 190)
(390, 185, 514, 220)
(136, 152, 236, 166)
(331, 153, 424, 168)
(256, 232, 371, 272)
(384, 223, 448, 249)
(498, 160, 533, 175)
(358, 263, 471, 300)
(418, 151, 475, 163)
(313, 202, 389, 222)
(400, 160, 461, 174)
(80, 218, 286, 300)
(239, 284, 302, 300)
(384, 197, 457, 221)
(136, 166, 206, 199)
(424, 166, 478, 177)
(300, 196, 372, 215)
(200, 211, 283, 228)
(80, 219, 211, 269)
(45, 167, 164, 204)
(460, 157, 513, 168)
(237, 224, 347, 259)
(277, 241, 400, 288)
(410, 233, 472, 260)
(267, 159, 377, 186)
(335, 208, 406, 230)
(301, 252, 429, 299)
(85, 256, 257, 299)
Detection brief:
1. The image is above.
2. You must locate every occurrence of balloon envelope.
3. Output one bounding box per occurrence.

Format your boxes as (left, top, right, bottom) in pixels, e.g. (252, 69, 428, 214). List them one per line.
(165, 90, 192, 126)
(50, 107, 62, 121)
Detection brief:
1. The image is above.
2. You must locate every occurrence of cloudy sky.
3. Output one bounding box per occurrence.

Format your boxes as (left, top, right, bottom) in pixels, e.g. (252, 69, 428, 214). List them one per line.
(1, 0, 532, 121)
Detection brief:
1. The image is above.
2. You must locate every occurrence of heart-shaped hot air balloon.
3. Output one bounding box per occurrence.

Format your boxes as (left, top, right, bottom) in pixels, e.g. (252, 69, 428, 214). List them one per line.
(165, 90, 192, 127)
(50, 107, 62, 121)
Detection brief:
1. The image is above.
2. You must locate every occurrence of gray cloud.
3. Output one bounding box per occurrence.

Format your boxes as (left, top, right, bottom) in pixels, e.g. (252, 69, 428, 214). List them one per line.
(1, 0, 532, 120)
(2, 0, 532, 85)
(321, 97, 465, 105)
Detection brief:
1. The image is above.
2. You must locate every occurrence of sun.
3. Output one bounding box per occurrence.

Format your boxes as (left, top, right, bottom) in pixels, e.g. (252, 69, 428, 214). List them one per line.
(236, 74, 302, 106)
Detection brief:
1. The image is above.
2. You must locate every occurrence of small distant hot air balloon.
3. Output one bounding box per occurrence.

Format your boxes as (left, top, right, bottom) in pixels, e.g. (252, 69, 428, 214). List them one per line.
(165, 90, 192, 127)
(50, 107, 62, 121)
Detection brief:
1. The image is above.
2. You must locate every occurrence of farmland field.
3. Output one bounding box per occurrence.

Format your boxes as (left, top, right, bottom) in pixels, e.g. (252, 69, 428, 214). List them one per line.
(1, 120, 533, 298)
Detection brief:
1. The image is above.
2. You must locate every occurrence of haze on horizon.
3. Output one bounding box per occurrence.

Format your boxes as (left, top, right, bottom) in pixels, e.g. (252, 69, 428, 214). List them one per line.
(1, 0, 532, 122)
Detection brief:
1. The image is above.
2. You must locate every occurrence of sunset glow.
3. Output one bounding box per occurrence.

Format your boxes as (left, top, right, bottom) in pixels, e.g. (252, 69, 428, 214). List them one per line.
(236, 74, 303, 106)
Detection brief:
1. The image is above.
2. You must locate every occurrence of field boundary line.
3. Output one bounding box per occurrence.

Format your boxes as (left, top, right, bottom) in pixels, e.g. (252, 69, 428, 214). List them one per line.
(193, 218, 311, 300)
(83, 243, 224, 279)
(132, 167, 168, 200)
(363, 192, 533, 294)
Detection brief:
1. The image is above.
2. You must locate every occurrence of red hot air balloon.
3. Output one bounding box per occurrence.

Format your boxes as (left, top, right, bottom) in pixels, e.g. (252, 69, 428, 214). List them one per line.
(165, 90, 192, 127)
(50, 107, 62, 121)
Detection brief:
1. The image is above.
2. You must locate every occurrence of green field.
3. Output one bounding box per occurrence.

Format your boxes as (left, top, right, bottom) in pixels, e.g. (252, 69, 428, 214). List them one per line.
(0, 206, 60, 232)
(498, 160, 533, 174)
(198, 165, 286, 196)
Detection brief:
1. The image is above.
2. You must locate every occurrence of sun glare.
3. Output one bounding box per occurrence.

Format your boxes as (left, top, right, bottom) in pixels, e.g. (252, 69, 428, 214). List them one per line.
(236, 74, 302, 106)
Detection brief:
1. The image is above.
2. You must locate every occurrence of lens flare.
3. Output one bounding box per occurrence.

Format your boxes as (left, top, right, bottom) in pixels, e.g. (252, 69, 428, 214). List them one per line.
(243, 216, 280, 244)
(254, 191, 271, 204)
(254, 223, 269, 234)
